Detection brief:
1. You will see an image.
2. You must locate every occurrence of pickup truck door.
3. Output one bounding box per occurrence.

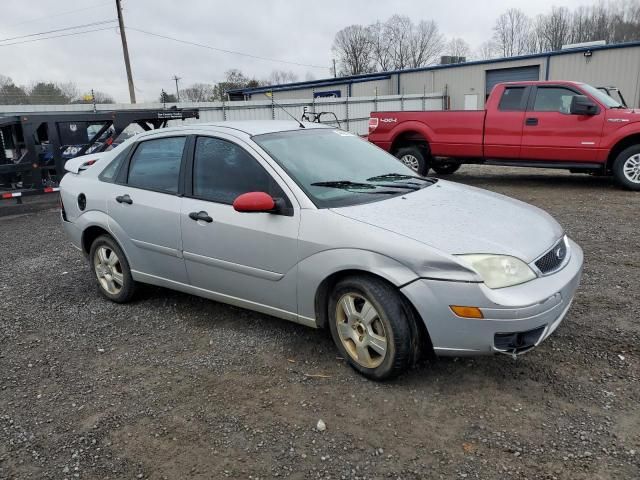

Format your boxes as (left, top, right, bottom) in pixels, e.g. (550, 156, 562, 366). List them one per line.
(520, 86, 605, 163)
(483, 85, 529, 159)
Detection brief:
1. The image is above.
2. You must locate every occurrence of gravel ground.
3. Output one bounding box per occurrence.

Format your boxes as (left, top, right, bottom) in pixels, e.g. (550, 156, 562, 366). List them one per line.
(1, 165, 638, 480)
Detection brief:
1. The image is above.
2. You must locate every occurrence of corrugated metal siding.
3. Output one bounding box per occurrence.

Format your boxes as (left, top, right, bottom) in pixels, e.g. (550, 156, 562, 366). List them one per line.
(399, 58, 546, 109)
(351, 78, 392, 97)
(548, 46, 640, 107)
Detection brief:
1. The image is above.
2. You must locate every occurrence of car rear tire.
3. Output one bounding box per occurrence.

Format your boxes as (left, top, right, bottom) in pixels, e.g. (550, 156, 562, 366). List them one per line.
(89, 234, 137, 303)
(394, 146, 430, 176)
(431, 161, 461, 175)
(328, 275, 417, 380)
(612, 145, 640, 191)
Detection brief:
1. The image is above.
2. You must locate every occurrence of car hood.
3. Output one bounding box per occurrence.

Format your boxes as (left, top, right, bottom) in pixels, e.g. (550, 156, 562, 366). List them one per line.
(330, 180, 563, 263)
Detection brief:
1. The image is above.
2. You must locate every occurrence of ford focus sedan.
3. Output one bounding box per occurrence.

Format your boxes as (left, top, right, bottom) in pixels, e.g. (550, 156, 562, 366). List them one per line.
(60, 121, 583, 380)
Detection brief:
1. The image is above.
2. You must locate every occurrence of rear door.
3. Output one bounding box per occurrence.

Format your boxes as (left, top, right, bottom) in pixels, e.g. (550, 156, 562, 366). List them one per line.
(107, 135, 189, 283)
(180, 134, 300, 316)
(520, 85, 605, 163)
(483, 85, 529, 159)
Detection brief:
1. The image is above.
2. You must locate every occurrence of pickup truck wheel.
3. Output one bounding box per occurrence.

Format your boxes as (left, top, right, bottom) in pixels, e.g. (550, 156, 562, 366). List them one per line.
(431, 162, 461, 175)
(394, 146, 429, 176)
(328, 276, 416, 380)
(613, 145, 640, 191)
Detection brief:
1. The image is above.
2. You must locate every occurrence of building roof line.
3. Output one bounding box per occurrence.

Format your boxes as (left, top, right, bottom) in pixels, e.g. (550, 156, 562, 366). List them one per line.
(228, 40, 640, 95)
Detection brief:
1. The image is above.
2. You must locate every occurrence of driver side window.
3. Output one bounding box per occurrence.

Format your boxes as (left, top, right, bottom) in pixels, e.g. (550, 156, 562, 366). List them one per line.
(192, 136, 286, 205)
(533, 87, 578, 113)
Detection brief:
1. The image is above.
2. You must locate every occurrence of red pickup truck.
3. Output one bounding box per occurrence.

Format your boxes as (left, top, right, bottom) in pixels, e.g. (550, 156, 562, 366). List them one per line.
(368, 81, 640, 190)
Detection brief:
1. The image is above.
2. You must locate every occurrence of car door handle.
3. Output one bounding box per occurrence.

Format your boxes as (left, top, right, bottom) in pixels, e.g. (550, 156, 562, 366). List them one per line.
(525, 117, 539, 126)
(115, 194, 133, 204)
(189, 211, 213, 223)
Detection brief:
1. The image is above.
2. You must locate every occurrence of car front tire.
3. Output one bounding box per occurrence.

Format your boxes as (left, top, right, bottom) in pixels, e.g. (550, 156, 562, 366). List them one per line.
(89, 234, 137, 303)
(613, 145, 640, 191)
(328, 275, 418, 380)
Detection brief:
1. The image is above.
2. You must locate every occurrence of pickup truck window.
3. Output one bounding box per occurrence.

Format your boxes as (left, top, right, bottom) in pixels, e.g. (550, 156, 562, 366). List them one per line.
(498, 87, 526, 111)
(533, 87, 577, 113)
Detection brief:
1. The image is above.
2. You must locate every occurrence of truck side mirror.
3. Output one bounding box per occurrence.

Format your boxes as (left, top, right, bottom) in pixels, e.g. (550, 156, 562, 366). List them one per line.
(570, 95, 599, 115)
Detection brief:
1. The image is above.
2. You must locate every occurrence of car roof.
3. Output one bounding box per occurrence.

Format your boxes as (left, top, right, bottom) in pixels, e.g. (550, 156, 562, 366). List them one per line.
(499, 80, 584, 87)
(137, 120, 332, 139)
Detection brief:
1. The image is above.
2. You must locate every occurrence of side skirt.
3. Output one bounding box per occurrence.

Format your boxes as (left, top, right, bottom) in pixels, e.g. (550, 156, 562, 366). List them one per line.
(131, 270, 318, 329)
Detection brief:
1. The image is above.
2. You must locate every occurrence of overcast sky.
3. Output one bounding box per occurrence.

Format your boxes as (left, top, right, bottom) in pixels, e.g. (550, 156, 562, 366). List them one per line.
(2, 0, 591, 102)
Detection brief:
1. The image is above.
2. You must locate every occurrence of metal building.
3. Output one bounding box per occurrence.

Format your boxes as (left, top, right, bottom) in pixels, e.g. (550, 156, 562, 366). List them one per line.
(228, 41, 640, 109)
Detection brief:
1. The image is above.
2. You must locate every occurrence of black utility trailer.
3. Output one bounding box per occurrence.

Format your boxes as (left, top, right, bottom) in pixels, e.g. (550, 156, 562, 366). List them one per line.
(0, 108, 199, 201)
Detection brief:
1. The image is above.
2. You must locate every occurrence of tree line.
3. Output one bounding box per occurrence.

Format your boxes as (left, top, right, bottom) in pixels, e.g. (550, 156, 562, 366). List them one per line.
(333, 1, 640, 75)
(0, 75, 114, 106)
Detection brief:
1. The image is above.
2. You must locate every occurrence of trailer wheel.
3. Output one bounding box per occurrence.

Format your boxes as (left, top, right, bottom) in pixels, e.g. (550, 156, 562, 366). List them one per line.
(89, 235, 137, 303)
(394, 146, 429, 176)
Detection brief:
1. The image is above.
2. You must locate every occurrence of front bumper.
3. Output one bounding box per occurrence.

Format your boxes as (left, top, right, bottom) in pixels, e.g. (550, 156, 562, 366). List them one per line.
(401, 238, 583, 356)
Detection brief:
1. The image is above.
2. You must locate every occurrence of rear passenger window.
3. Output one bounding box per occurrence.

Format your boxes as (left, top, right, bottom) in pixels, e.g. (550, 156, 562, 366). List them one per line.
(99, 145, 131, 182)
(193, 137, 285, 204)
(127, 137, 186, 193)
(498, 87, 526, 111)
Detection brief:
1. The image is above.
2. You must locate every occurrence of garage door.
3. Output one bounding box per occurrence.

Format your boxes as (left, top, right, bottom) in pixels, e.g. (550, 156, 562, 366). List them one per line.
(485, 65, 540, 96)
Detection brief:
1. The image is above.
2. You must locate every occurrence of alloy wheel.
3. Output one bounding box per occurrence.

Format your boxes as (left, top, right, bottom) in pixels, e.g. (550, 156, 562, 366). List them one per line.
(400, 154, 420, 172)
(94, 246, 124, 295)
(335, 292, 388, 368)
(623, 153, 640, 184)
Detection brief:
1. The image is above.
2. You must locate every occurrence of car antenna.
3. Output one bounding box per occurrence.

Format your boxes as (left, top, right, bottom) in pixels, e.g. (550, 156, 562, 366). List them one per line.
(263, 92, 305, 128)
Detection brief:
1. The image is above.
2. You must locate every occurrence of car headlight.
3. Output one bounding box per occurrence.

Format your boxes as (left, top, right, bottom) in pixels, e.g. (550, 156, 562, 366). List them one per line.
(456, 254, 536, 289)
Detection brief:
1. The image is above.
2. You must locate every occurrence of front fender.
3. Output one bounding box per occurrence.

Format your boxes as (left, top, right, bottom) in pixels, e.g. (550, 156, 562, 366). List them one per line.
(296, 248, 420, 320)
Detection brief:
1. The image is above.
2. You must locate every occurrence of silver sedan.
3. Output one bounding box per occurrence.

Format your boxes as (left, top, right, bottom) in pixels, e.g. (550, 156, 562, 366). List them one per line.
(60, 121, 583, 380)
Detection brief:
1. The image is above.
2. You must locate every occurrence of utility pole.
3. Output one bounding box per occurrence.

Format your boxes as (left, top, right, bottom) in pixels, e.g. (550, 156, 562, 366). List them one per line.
(332, 59, 337, 78)
(115, 0, 136, 104)
(172, 75, 181, 102)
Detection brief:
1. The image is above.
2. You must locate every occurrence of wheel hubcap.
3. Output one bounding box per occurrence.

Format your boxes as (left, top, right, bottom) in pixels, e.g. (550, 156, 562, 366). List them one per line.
(94, 246, 124, 295)
(335, 293, 387, 369)
(400, 154, 420, 172)
(623, 154, 640, 183)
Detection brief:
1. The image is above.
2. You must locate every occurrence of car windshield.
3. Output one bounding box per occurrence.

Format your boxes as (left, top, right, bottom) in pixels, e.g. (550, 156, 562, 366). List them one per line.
(580, 83, 623, 108)
(253, 128, 433, 208)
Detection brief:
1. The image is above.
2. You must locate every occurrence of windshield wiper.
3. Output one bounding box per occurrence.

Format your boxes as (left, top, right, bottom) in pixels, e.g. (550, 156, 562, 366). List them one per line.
(367, 173, 437, 184)
(310, 180, 415, 194)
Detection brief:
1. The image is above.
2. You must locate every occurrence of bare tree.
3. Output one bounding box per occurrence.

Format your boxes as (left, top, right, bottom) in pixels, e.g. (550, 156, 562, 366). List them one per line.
(535, 7, 572, 51)
(369, 21, 393, 71)
(268, 70, 299, 85)
(179, 83, 215, 102)
(493, 8, 533, 57)
(408, 20, 445, 67)
(332, 25, 375, 75)
(385, 15, 414, 69)
(304, 72, 316, 81)
(476, 41, 499, 60)
(447, 37, 471, 58)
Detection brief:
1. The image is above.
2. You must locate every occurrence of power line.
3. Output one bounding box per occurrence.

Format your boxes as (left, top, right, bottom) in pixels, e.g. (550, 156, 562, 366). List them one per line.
(0, 26, 116, 47)
(128, 27, 330, 70)
(0, 20, 117, 43)
(4, 1, 113, 28)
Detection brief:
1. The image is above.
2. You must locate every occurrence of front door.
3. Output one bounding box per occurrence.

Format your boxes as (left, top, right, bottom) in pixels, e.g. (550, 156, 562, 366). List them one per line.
(107, 135, 188, 283)
(520, 86, 605, 163)
(180, 135, 300, 316)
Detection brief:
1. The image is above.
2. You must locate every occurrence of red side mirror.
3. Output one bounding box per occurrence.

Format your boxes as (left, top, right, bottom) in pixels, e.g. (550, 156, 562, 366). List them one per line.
(233, 192, 276, 213)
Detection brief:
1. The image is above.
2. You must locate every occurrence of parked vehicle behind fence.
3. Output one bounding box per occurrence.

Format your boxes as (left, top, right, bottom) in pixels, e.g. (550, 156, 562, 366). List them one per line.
(368, 80, 640, 190)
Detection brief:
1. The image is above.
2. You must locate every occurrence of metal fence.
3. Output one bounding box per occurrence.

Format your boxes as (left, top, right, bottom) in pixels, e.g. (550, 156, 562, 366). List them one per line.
(0, 92, 445, 136)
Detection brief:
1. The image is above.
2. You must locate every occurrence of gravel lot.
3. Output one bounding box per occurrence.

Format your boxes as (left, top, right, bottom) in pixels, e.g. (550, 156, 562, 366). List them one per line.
(1, 165, 638, 480)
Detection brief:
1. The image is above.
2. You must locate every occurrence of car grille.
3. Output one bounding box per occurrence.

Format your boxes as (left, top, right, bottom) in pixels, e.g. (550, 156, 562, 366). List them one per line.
(535, 237, 568, 274)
